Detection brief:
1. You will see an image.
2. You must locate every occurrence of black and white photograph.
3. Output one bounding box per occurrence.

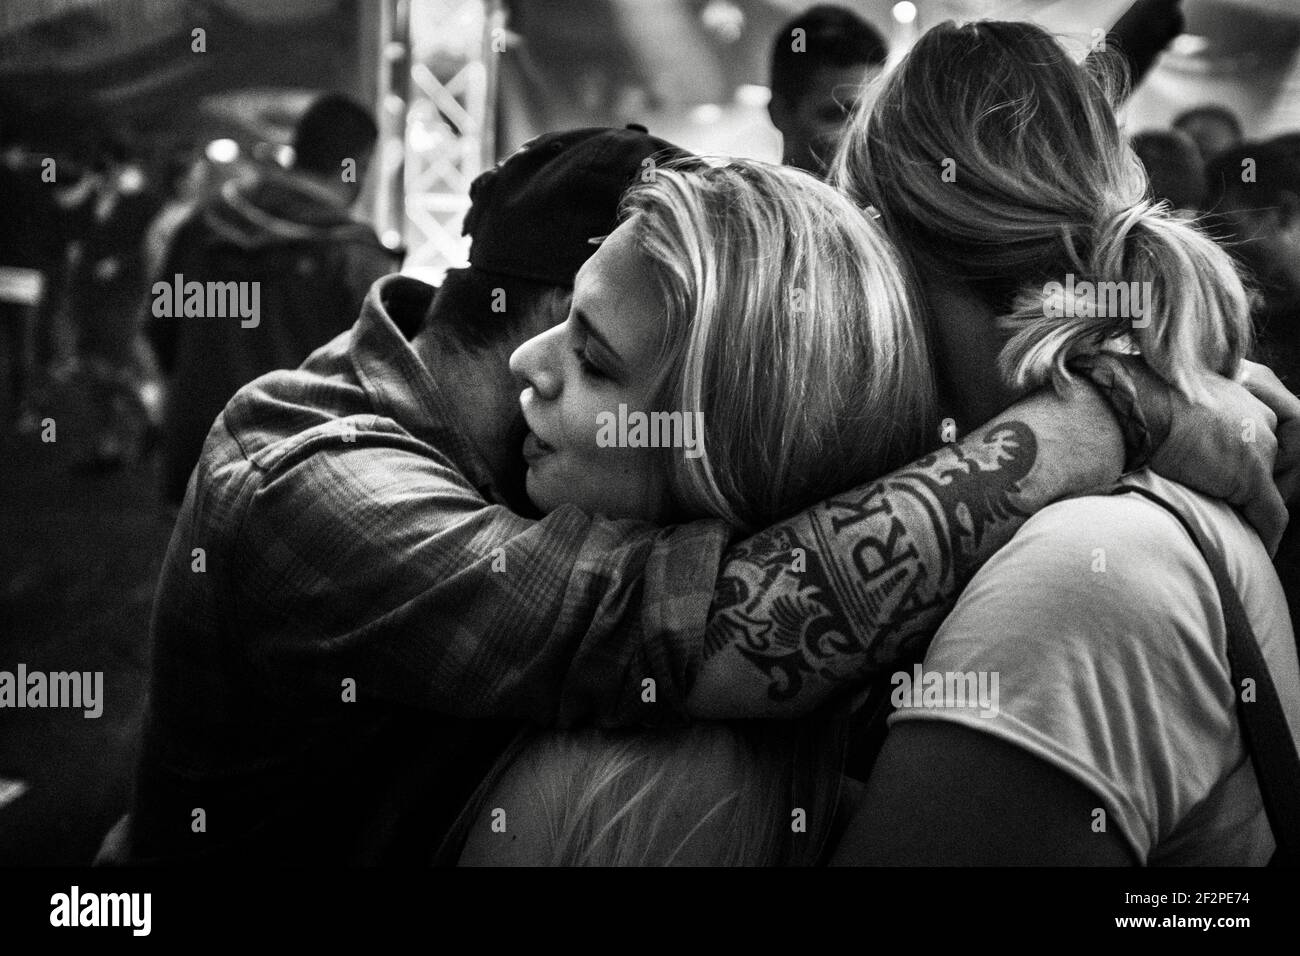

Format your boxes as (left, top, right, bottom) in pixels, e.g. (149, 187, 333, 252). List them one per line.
(1, 0, 1298, 938)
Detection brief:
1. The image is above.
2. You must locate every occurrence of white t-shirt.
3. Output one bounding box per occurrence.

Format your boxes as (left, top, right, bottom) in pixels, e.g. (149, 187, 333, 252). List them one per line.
(889, 470, 1300, 865)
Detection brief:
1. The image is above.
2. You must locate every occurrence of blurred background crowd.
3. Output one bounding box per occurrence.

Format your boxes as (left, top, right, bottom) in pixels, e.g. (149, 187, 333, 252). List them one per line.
(3, 0, 1300, 469)
(3, 0, 1300, 471)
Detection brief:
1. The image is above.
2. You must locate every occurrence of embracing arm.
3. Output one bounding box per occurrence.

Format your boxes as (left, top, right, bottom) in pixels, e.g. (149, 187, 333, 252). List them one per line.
(687, 381, 1121, 718)
(688, 355, 1290, 718)
(224, 357, 1285, 727)
(1088, 0, 1184, 97)
(828, 722, 1138, 866)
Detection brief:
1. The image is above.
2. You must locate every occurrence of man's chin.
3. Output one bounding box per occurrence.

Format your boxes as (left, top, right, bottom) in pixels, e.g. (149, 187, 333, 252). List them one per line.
(526, 468, 601, 518)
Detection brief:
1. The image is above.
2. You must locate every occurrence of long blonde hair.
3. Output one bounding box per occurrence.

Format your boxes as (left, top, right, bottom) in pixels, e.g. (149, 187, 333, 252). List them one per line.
(832, 19, 1252, 401)
(485, 720, 845, 866)
(623, 159, 937, 532)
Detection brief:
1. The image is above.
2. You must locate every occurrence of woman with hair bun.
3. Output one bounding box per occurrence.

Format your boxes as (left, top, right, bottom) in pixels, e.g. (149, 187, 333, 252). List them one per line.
(829, 19, 1300, 865)
(832, 19, 1249, 417)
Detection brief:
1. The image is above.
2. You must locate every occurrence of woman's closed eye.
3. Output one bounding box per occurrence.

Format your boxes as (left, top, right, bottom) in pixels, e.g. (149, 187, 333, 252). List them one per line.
(569, 322, 613, 382)
(574, 345, 609, 381)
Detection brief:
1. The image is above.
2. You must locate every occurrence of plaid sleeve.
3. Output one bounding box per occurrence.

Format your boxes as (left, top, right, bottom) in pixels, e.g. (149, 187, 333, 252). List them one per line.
(229, 419, 731, 727)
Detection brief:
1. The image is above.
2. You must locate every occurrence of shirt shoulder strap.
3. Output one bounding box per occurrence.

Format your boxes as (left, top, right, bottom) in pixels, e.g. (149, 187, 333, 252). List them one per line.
(1113, 484, 1300, 866)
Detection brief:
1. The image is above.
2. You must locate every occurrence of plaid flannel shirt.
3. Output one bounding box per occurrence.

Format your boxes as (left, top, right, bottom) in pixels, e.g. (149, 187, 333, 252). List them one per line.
(127, 275, 732, 863)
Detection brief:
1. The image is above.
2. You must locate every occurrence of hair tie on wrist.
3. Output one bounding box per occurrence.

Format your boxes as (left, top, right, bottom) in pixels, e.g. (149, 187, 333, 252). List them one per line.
(1067, 353, 1159, 472)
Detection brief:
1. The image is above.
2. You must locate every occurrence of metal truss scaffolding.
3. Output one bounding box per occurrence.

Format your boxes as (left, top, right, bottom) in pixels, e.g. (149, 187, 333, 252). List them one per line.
(374, 0, 502, 283)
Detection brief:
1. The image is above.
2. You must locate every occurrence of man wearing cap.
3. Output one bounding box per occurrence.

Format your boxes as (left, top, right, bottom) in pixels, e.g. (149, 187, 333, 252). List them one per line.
(120, 126, 1279, 865)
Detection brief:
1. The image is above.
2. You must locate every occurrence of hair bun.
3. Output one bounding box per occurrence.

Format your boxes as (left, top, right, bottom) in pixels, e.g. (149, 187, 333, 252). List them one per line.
(1096, 201, 1149, 248)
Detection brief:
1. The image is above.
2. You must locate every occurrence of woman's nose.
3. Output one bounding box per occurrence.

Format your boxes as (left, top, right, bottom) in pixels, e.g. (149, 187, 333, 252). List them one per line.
(509, 325, 562, 400)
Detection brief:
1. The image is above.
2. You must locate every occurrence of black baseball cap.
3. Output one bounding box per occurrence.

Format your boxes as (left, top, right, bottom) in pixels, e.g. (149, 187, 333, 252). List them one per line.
(462, 125, 690, 287)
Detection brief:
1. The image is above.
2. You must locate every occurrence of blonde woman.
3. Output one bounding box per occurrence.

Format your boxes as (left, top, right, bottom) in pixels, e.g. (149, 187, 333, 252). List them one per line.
(448, 159, 935, 866)
(828, 20, 1300, 865)
(442, 156, 1293, 866)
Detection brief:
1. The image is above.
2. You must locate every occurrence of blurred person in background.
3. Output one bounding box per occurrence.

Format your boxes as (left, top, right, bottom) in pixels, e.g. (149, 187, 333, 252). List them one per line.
(63, 135, 164, 469)
(1206, 136, 1300, 634)
(1174, 103, 1243, 166)
(767, 4, 886, 178)
(765, 0, 1183, 181)
(1131, 129, 1206, 216)
(131, 146, 217, 435)
(143, 146, 212, 285)
(0, 119, 66, 434)
(147, 93, 397, 506)
(1205, 138, 1300, 389)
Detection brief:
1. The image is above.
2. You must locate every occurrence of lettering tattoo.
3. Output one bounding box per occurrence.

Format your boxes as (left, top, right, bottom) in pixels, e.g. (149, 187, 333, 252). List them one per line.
(703, 422, 1037, 702)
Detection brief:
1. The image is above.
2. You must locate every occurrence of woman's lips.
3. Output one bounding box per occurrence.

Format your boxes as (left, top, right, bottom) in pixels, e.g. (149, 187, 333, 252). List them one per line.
(522, 431, 555, 463)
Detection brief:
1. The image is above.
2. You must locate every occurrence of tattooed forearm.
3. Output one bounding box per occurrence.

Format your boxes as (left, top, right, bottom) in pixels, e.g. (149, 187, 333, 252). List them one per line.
(703, 421, 1034, 697)
(687, 386, 1124, 717)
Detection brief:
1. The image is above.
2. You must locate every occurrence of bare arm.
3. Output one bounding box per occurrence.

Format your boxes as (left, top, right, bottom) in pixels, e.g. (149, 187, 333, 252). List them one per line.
(828, 723, 1137, 866)
(1087, 0, 1183, 97)
(688, 381, 1122, 718)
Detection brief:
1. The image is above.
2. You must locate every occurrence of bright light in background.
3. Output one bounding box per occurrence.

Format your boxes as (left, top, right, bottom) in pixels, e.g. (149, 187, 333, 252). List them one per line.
(700, 0, 744, 44)
(116, 165, 145, 194)
(1171, 34, 1210, 57)
(408, 120, 437, 154)
(251, 141, 294, 167)
(887, 1, 921, 68)
(690, 103, 724, 125)
(205, 138, 240, 164)
(735, 84, 770, 109)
